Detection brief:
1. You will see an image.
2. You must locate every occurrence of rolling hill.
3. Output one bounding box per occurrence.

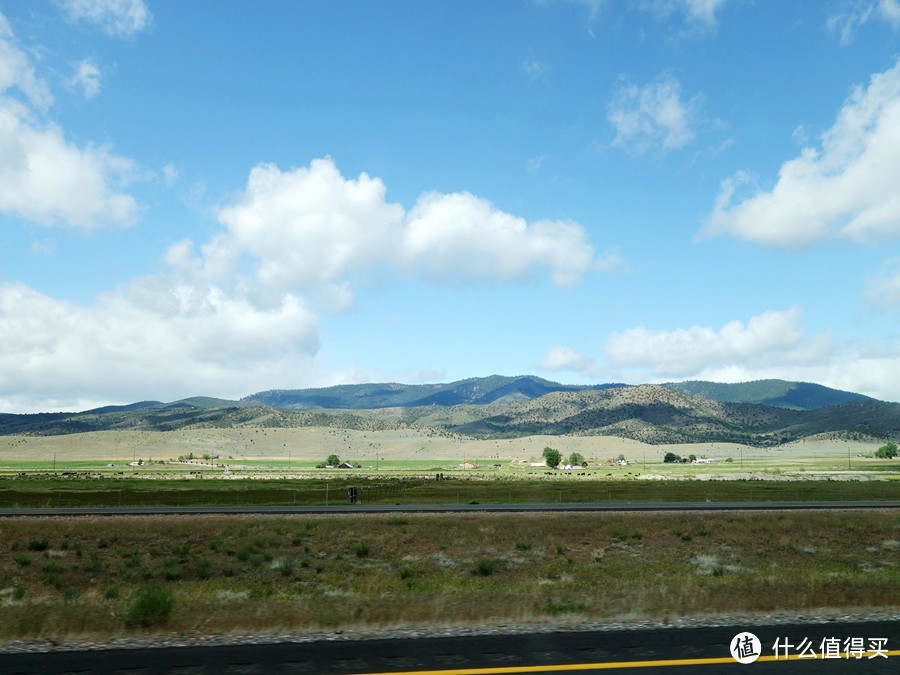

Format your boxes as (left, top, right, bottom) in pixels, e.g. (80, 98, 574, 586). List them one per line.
(0, 377, 896, 446)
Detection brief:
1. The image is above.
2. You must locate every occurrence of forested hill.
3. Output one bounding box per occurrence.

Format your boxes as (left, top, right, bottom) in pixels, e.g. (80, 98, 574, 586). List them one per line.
(664, 379, 874, 410)
(241, 375, 621, 409)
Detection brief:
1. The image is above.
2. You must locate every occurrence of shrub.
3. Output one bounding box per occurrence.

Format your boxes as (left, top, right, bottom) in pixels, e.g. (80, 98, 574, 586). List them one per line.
(194, 558, 213, 580)
(472, 559, 497, 577)
(28, 539, 49, 552)
(13, 553, 31, 566)
(126, 585, 175, 627)
(354, 542, 371, 557)
(515, 541, 532, 551)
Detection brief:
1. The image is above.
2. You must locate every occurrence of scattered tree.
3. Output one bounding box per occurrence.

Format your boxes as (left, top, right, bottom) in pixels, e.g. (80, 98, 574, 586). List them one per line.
(875, 441, 897, 459)
(664, 452, 681, 463)
(542, 446, 561, 468)
(568, 452, 584, 466)
(325, 454, 341, 467)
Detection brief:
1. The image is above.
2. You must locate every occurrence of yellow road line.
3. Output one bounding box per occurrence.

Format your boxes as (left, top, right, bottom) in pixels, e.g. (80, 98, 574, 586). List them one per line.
(352, 649, 899, 675)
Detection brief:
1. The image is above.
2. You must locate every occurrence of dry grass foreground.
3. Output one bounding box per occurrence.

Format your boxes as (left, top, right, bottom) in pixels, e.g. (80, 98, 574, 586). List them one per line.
(1, 510, 898, 642)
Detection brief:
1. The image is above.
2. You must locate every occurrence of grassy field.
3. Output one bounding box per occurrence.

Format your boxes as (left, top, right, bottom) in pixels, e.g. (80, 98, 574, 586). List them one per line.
(0, 510, 898, 641)
(1, 476, 899, 509)
(0, 428, 898, 643)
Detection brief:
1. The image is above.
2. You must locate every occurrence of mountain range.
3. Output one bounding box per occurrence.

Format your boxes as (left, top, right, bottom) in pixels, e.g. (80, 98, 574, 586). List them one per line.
(1, 376, 896, 446)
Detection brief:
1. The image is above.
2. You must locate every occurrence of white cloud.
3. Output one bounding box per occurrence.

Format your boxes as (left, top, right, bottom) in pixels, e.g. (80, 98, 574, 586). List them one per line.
(521, 56, 551, 81)
(0, 278, 319, 411)
(649, 0, 731, 31)
(0, 11, 139, 229)
(401, 191, 594, 287)
(67, 58, 101, 99)
(162, 163, 179, 186)
(0, 157, 601, 411)
(540, 309, 900, 401)
(702, 60, 900, 249)
(0, 101, 140, 228)
(864, 257, 900, 309)
(540, 345, 601, 374)
(60, 0, 152, 38)
(208, 157, 597, 295)
(604, 307, 806, 378)
(0, 12, 53, 108)
(828, 0, 900, 45)
(608, 75, 699, 155)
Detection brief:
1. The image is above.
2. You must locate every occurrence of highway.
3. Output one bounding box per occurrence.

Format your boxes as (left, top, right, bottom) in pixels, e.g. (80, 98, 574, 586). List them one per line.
(2, 500, 900, 517)
(1, 622, 898, 673)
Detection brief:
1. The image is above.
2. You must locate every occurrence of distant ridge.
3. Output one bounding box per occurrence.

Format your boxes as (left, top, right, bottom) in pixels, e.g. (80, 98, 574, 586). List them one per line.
(242, 375, 623, 410)
(665, 379, 874, 410)
(0, 376, 894, 445)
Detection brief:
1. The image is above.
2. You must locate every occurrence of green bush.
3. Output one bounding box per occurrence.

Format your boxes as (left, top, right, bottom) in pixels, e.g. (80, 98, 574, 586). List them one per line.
(28, 539, 49, 552)
(126, 585, 175, 627)
(472, 559, 497, 577)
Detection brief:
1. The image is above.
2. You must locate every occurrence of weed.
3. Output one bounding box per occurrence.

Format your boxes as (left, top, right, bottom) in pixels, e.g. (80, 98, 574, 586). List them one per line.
(354, 542, 371, 558)
(472, 559, 497, 577)
(276, 558, 294, 577)
(126, 585, 175, 627)
(162, 558, 183, 581)
(28, 539, 49, 552)
(105, 586, 120, 600)
(171, 543, 191, 557)
(545, 599, 587, 614)
(81, 551, 103, 573)
(555, 543, 565, 555)
(515, 541, 532, 551)
(194, 557, 213, 580)
(13, 553, 31, 566)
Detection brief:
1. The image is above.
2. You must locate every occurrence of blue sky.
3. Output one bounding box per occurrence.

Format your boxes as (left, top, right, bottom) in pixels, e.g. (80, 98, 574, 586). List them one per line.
(2, 0, 900, 412)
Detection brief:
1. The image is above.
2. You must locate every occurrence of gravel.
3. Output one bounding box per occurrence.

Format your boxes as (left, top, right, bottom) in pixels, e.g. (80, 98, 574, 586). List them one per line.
(2, 610, 898, 654)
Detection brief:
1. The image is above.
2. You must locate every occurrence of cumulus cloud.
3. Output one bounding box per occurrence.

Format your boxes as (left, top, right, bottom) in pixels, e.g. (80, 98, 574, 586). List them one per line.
(0, 278, 319, 412)
(540, 309, 900, 401)
(206, 157, 597, 295)
(0, 156, 601, 410)
(60, 0, 152, 38)
(540, 345, 601, 374)
(608, 75, 699, 155)
(828, 0, 900, 45)
(702, 60, 900, 249)
(0, 102, 140, 228)
(604, 307, 807, 378)
(0, 10, 139, 229)
(67, 58, 101, 99)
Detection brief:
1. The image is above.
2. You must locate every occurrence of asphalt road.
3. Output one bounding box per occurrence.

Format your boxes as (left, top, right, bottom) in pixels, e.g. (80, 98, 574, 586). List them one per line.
(1, 622, 897, 674)
(2, 500, 900, 517)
